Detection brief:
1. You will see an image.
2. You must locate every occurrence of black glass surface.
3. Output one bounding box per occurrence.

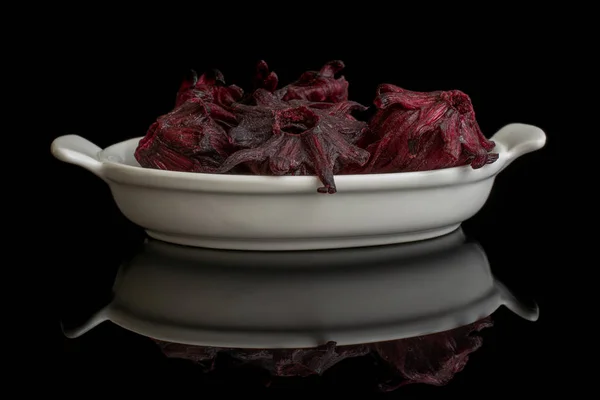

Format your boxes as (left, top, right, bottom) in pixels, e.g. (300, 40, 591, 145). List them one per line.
(54, 219, 548, 394)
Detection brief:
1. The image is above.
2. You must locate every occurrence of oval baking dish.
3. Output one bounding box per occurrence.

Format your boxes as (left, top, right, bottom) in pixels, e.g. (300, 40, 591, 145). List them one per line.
(51, 123, 546, 251)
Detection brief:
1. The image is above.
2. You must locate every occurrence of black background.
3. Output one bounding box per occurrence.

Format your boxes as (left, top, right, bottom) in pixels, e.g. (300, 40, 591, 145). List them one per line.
(35, 15, 576, 395)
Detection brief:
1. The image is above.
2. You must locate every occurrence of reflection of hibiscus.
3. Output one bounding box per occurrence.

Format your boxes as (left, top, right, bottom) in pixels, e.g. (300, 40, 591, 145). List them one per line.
(154, 317, 493, 391)
(374, 317, 493, 390)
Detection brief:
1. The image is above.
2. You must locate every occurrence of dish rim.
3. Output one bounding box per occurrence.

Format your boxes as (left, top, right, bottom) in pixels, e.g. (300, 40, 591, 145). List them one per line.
(51, 123, 546, 193)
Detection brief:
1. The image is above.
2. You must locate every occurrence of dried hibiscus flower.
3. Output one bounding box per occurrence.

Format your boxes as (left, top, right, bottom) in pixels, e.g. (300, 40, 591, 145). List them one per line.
(134, 98, 234, 173)
(275, 60, 349, 103)
(175, 68, 244, 109)
(215, 89, 370, 193)
(135, 61, 498, 194)
(364, 84, 498, 173)
(253, 60, 279, 92)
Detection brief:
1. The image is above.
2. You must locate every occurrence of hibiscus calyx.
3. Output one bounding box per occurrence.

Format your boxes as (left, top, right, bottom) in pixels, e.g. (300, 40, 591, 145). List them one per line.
(134, 98, 233, 173)
(273, 106, 320, 136)
(277, 60, 349, 103)
(134, 61, 498, 194)
(217, 90, 370, 194)
(175, 68, 244, 109)
(366, 84, 498, 173)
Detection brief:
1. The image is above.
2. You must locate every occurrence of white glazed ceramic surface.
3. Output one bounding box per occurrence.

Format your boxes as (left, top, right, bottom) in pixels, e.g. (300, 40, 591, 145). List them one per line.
(62, 228, 539, 349)
(51, 123, 546, 250)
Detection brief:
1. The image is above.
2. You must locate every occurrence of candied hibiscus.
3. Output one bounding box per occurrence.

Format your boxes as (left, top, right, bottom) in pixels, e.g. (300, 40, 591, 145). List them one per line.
(215, 89, 370, 193)
(364, 84, 498, 173)
(275, 60, 349, 103)
(134, 98, 234, 173)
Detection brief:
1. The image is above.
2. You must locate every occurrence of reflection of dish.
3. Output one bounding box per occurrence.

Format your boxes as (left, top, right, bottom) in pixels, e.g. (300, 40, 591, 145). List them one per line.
(63, 228, 538, 349)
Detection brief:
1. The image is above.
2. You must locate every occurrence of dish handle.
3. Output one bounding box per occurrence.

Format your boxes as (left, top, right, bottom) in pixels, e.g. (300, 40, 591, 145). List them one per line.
(61, 306, 111, 339)
(51, 135, 106, 180)
(490, 123, 547, 170)
(496, 280, 540, 322)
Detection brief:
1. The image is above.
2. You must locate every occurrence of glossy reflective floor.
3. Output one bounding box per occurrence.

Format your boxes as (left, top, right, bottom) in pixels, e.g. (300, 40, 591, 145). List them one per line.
(59, 225, 544, 393)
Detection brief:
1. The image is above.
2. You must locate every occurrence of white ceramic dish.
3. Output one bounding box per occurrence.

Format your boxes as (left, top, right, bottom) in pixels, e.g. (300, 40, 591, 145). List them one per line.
(62, 228, 538, 349)
(51, 123, 546, 251)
